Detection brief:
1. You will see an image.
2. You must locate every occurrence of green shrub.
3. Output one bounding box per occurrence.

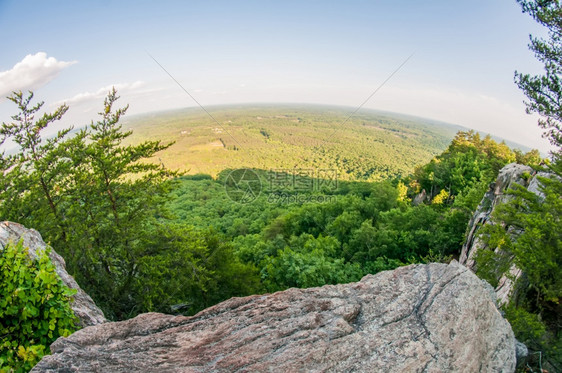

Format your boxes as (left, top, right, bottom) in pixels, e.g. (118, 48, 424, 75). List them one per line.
(504, 304, 562, 371)
(0, 240, 77, 372)
(504, 305, 547, 348)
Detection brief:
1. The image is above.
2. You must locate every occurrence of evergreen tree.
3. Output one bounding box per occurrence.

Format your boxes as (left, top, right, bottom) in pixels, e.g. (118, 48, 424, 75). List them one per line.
(58, 89, 178, 318)
(516, 0, 562, 151)
(474, 1, 562, 369)
(0, 92, 73, 241)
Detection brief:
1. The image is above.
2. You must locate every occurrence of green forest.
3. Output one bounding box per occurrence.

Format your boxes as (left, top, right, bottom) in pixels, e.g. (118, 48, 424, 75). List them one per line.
(0, 90, 555, 370)
(1, 0, 561, 371)
(123, 105, 466, 181)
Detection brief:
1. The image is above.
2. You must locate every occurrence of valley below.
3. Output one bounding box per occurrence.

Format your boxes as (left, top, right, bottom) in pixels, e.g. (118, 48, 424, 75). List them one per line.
(123, 105, 464, 180)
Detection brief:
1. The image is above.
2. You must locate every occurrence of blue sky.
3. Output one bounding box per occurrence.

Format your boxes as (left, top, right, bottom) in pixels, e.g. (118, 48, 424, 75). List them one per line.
(0, 0, 552, 151)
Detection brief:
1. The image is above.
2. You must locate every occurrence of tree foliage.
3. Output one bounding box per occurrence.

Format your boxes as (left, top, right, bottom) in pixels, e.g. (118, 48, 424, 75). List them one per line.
(475, 162, 562, 369)
(0, 79, 551, 369)
(516, 0, 562, 148)
(0, 241, 77, 372)
(409, 130, 522, 201)
(472, 1, 562, 369)
(166, 132, 537, 296)
(0, 90, 262, 321)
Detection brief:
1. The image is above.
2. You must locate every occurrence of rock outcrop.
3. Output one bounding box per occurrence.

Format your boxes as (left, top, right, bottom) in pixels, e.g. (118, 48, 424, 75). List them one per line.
(412, 189, 428, 206)
(459, 163, 533, 268)
(33, 262, 516, 372)
(458, 163, 554, 306)
(0, 221, 106, 328)
(459, 163, 537, 305)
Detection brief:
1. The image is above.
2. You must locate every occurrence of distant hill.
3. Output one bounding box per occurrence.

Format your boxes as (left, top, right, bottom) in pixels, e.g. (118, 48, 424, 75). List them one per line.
(122, 104, 522, 181)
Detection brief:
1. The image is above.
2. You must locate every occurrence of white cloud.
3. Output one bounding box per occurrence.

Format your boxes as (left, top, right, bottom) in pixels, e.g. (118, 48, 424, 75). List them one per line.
(0, 52, 76, 97)
(56, 81, 146, 106)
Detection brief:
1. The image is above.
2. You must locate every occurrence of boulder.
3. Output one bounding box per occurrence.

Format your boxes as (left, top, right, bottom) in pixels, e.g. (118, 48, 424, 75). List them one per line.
(0, 221, 106, 328)
(515, 340, 529, 362)
(33, 262, 516, 372)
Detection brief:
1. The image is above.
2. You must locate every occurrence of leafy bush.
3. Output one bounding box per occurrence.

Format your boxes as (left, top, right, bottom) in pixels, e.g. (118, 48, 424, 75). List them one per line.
(0, 240, 77, 372)
(504, 305, 562, 371)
